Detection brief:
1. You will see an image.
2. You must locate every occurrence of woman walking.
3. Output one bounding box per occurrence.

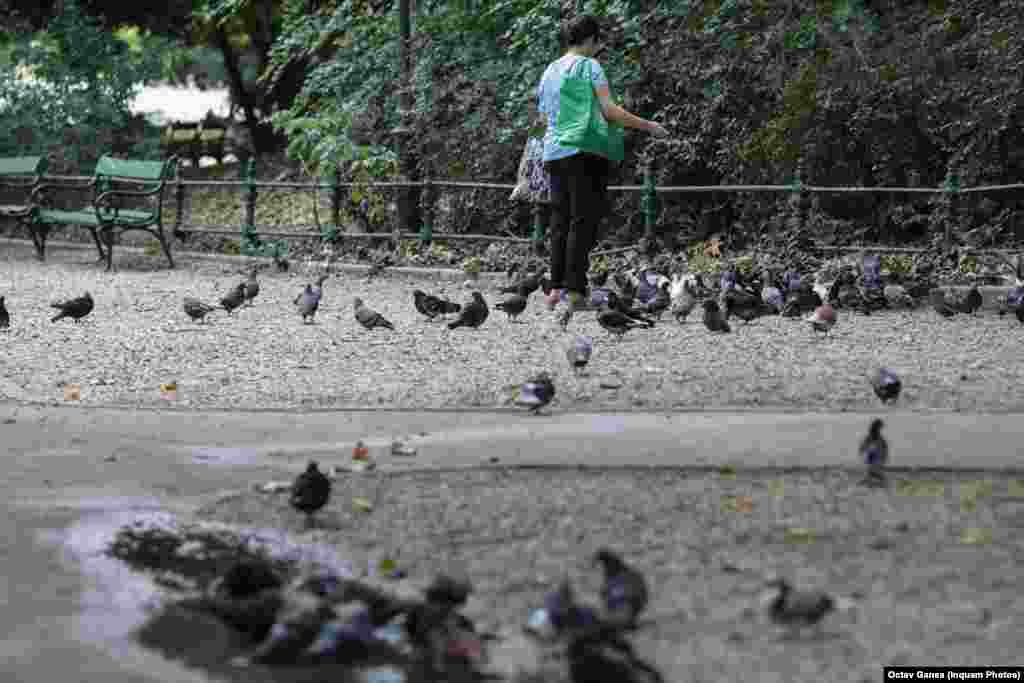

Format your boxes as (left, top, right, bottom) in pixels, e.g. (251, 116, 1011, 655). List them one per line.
(536, 14, 668, 326)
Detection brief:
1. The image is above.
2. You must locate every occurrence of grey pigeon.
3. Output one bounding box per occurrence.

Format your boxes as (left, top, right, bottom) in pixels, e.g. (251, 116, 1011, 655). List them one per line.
(183, 297, 216, 323)
(243, 267, 260, 306)
(447, 291, 489, 330)
(495, 293, 528, 322)
(859, 418, 889, 487)
(702, 299, 730, 333)
(517, 371, 556, 415)
(290, 461, 331, 528)
(761, 282, 784, 312)
(641, 281, 670, 320)
(413, 289, 460, 321)
(595, 548, 648, 628)
(353, 297, 394, 330)
(998, 285, 1024, 316)
(0, 295, 8, 329)
(294, 284, 321, 324)
(567, 335, 593, 375)
(956, 283, 983, 315)
(51, 292, 94, 323)
(871, 368, 901, 404)
(220, 283, 246, 315)
(765, 578, 835, 636)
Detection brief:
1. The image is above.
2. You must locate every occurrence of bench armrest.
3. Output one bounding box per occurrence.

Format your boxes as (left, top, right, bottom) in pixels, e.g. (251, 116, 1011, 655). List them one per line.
(31, 178, 97, 207)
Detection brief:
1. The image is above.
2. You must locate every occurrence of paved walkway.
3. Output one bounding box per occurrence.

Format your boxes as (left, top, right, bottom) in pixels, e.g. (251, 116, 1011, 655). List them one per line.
(2, 402, 1022, 683)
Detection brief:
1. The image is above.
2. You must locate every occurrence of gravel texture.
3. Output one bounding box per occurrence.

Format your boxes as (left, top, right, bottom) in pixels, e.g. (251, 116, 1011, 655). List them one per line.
(129, 467, 1024, 682)
(3, 242, 1024, 411)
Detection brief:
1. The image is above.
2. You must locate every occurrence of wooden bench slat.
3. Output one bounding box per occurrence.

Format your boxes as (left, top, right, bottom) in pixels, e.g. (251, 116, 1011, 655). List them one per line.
(95, 155, 168, 181)
(0, 156, 47, 177)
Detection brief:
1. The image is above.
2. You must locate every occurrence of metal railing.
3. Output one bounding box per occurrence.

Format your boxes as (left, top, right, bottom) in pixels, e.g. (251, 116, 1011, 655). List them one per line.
(20, 158, 1024, 260)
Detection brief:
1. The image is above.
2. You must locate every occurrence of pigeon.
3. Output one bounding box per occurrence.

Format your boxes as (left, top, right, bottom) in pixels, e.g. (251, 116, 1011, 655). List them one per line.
(501, 271, 542, 297)
(213, 559, 284, 600)
(761, 281, 784, 313)
(640, 281, 670, 320)
(424, 572, 473, 610)
(447, 292, 489, 330)
(608, 290, 656, 327)
(568, 632, 665, 683)
(290, 461, 331, 528)
(220, 283, 246, 315)
(871, 367, 901, 404)
(859, 417, 889, 487)
(273, 253, 290, 272)
(353, 297, 394, 330)
(669, 275, 698, 322)
(724, 294, 776, 324)
(930, 289, 958, 317)
(956, 283, 983, 315)
(702, 299, 730, 333)
(413, 289, 460, 321)
(883, 283, 916, 308)
(765, 578, 835, 636)
(595, 548, 648, 628)
(243, 267, 260, 306)
(312, 273, 328, 297)
(997, 285, 1024, 316)
(495, 293, 528, 322)
(807, 302, 836, 335)
(598, 306, 648, 340)
(517, 371, 556, 415)
(781, 284, 822, 318)
(567, 335, 593, 375)
(182, 297, 215, 324)
(294, 285, 321, 324)
(0, 296, 8, 329)
(50, 292, 94, 323)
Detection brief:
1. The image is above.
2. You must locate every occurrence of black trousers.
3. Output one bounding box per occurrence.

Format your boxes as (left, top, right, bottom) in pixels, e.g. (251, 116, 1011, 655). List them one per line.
(545, 152, 610, 294)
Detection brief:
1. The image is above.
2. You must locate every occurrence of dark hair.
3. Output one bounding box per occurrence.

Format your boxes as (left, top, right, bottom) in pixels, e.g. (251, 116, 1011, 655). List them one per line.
(563, 14, 602, 48)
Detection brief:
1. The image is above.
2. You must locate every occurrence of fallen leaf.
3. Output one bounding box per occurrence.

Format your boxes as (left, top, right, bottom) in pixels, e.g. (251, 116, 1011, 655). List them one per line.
(768, 479, 784, 496)
(896, 480, 945, 496)
(960, 527, 992, 545)
(63, 384, 81, 401)
(1008, 480, 1024, 498)
(784, 527, 816, 543)
(352, 497, 373, 512)
(719, 464, 737, 478)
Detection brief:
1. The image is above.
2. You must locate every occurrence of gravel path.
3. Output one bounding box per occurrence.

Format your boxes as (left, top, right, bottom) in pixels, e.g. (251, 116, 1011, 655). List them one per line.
(2, 243, 1023, 411)
(188, 467, 1024, 681)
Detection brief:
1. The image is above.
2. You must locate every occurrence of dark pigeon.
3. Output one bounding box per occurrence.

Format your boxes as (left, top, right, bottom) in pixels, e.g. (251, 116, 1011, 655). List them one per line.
(724, 293, 776, 324)
(413, 289, 461, 321)
(568, 634, 665, 683)
(595, 548, 648, 628)
(702, 299, 731, 333)
(608, 291, 655, 327)
(765, 578, 835, 636)
(956, 283, 983, 315)
(220, 283, 246, 315)
(447, 292, 489, 330)
(290, 461, 331, 528)
(244, 267, 260, 306)
(183, 297, 216, 324)
(641, 281, 671, 320)
(871, 368, 901, 404)
(354, 297, 394, 330)
(501, 271, 542, 297)
(0, 295, 8, 329)
(51, 292, 94, 323)
(518, 371, 556, 415)
(598, 307, 647, 341)
(998, 286, 1024, 316)
(495, 293, 528, 322)
(859, 418, 889, 487)
(930, 289, 958, 318)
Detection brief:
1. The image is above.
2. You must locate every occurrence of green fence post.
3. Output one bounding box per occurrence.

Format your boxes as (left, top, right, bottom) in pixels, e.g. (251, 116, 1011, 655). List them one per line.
(319, 168, 339, 243)
(172, 161, 186, 240)
(943, 168, 961, 253)
(531, 202, 545, 244)
(419, 176, 433, 244)
(240, 157, 259, 254)
(641, 162, 657, 247)
(330, 165, 342, 231)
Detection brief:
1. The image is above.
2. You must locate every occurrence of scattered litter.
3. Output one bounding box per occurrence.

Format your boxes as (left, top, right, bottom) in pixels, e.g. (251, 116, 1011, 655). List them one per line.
(256, 481, 292, 493)
(353, 440, 370, 461)
(390, 440, 417, 457)
(352, 497, 374, 513)
(63, 383, 81, 401)
(335, 461, 376, 474)
(524, 607, 555, 640)
(103, 454, 117, 462)
(363, 665, 405, 683)
(375, 557, 406, 580)
(599, 379, 622, 390)
(160, 381, 178, 400)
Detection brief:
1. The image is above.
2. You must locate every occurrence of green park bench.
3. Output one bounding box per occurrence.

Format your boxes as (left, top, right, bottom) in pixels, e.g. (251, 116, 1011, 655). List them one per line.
(32, 155, 179, 271)
(0, 156, 48, 256)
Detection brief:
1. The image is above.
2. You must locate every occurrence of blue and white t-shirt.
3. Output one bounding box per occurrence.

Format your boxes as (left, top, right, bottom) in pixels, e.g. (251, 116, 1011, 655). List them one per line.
(536, 55, 609, 163)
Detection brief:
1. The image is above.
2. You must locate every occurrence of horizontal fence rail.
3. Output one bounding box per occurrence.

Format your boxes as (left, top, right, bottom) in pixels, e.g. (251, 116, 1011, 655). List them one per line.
(8, 158, 1023, 260)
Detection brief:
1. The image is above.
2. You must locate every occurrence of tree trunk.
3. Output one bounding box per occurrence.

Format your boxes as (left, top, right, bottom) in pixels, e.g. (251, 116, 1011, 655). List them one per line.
(213, 26, 265, 154)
